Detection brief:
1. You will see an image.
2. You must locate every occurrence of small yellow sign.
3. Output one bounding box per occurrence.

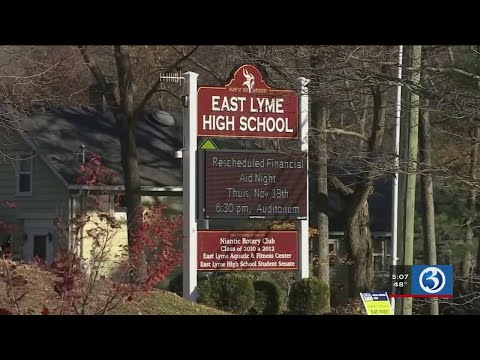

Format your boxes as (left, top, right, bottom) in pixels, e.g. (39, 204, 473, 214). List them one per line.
(360, 292, 394, 315)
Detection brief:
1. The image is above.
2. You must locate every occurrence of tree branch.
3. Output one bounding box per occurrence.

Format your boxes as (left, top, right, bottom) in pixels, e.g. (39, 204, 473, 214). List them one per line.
(447, 47, 455, 65)
(78, 47, 105, 87)
(114, 46, 134, 119)
(135, 45, 199, 115)
(368, 86, 387, 153)
(425, 66, 480, 81)
(170, 46, 225, 83)
(341, 53, 398, 66)
(238, 46, 294, 87)
(331, 49, 480, 84)
(328, 175, 353, 196)
(320, 128, 369, 142)
(78, 45, 118, 107)
(343, 69, 363, 124)
(155, 89, 181, 100)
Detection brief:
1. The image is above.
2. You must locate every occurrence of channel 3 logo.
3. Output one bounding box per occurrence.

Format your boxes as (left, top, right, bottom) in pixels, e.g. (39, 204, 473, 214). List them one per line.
(411, 265, 454, 297)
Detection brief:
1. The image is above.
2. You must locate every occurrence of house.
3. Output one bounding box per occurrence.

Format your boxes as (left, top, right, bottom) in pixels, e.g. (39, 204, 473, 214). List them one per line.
(0, 105, 184, 272)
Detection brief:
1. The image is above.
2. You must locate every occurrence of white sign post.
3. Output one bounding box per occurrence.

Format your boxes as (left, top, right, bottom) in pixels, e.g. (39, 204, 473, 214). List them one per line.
(295, 77, 310, 280)
(182, 71, 199, 301)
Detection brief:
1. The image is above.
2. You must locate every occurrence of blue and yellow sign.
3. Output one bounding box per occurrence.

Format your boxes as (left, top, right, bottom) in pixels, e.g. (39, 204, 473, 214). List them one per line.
(360, 292, 394, 315)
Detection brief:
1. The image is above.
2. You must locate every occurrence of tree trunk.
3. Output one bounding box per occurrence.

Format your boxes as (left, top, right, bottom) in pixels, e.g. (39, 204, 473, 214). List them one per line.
(317, 106, 330, 287)
(114, 45, 147, 281)
(345, 202, 374, 297)
(344, 86, 386, 298)
(476, 128, 480, 276)
(419, 99, 439, 315)
(464, 126, 479, 278)
(311, 99, 330, 309)
(328, 85, 386, 299)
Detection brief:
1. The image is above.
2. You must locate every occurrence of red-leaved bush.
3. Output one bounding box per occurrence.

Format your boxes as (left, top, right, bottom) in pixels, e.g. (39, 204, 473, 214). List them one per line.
(0, 222, 11, 233)
(75, 153, 117, 185)
(123, 205, 183, 291)
(1, 200, 16, 209)
(1, 200, 16, 233)
(0, 200, 18, 256)
(41, 204, 182, 314)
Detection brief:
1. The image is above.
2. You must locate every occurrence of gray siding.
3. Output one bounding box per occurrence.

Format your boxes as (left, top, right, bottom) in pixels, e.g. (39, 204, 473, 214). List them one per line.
(0, 134, 26, 225)
(0, 134, 69, 226)
(0, 160, 17, 225)
(15, 156, 69, 218)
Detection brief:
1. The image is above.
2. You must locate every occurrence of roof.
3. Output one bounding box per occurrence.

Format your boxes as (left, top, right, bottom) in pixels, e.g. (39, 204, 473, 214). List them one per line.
(19, 106, 183, 187)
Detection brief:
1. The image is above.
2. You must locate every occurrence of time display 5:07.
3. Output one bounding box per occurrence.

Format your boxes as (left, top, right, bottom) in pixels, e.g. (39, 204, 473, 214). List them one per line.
(391, 274, 409, 280)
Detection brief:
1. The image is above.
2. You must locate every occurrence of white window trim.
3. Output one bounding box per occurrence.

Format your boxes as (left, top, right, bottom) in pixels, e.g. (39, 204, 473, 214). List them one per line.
(16, 152, 33, 196)
(328, 239, 339, 252)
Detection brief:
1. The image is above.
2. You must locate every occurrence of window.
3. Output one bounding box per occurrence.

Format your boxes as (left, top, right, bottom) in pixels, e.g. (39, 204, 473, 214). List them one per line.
(114, 194, 127, 213)
(328, 240, 339, 266)
(373, 255, 383, 271)
(16, 153, 33, 195)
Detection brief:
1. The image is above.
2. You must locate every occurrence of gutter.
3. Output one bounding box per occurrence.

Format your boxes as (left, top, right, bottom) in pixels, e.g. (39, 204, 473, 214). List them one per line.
(67, 185, 183, 192)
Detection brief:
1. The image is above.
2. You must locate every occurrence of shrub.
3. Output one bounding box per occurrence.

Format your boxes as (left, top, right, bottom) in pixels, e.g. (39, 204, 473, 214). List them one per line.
(197, 279, 215, 307)
(287, 277, 330, 315)
(168, 271, 212, 298)
(250, 280, 283, 315)
(198, 274, 255, 314)
(167, 271, 183, 297)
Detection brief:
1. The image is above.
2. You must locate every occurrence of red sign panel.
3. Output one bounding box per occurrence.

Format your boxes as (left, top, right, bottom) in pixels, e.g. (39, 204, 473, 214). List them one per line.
(197, 230, 298, 271)
(198, 64, 299, 139)
(201, 150, 308, 220)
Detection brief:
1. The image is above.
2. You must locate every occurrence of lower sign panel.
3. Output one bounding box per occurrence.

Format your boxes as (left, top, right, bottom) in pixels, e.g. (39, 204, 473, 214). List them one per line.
(198, 230, 298, 271)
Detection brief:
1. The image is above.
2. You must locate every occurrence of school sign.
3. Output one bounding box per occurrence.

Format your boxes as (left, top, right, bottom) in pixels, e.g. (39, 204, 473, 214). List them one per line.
(180, 65, 310, 301)
(198, 65, 299, 139)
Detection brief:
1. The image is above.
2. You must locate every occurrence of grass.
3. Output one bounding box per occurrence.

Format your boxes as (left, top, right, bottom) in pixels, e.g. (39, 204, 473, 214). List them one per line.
(0, 260, 227, 315)
(110, 289, 227, 315)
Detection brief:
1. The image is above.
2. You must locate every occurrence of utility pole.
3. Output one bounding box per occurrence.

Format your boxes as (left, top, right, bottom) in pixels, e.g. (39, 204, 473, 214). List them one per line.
(403, 45, 422, 315)
(396, 46, 410, 315)
(391, 45, 403, 314)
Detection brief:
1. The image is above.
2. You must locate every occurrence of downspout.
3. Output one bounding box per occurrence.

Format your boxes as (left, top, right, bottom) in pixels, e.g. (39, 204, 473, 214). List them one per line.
(70, 189, 84, 258)
(79, 145, 86, 259)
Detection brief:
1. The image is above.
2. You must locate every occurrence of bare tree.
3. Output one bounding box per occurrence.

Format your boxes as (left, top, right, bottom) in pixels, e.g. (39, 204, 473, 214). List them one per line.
(77, 45, 200, 280)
